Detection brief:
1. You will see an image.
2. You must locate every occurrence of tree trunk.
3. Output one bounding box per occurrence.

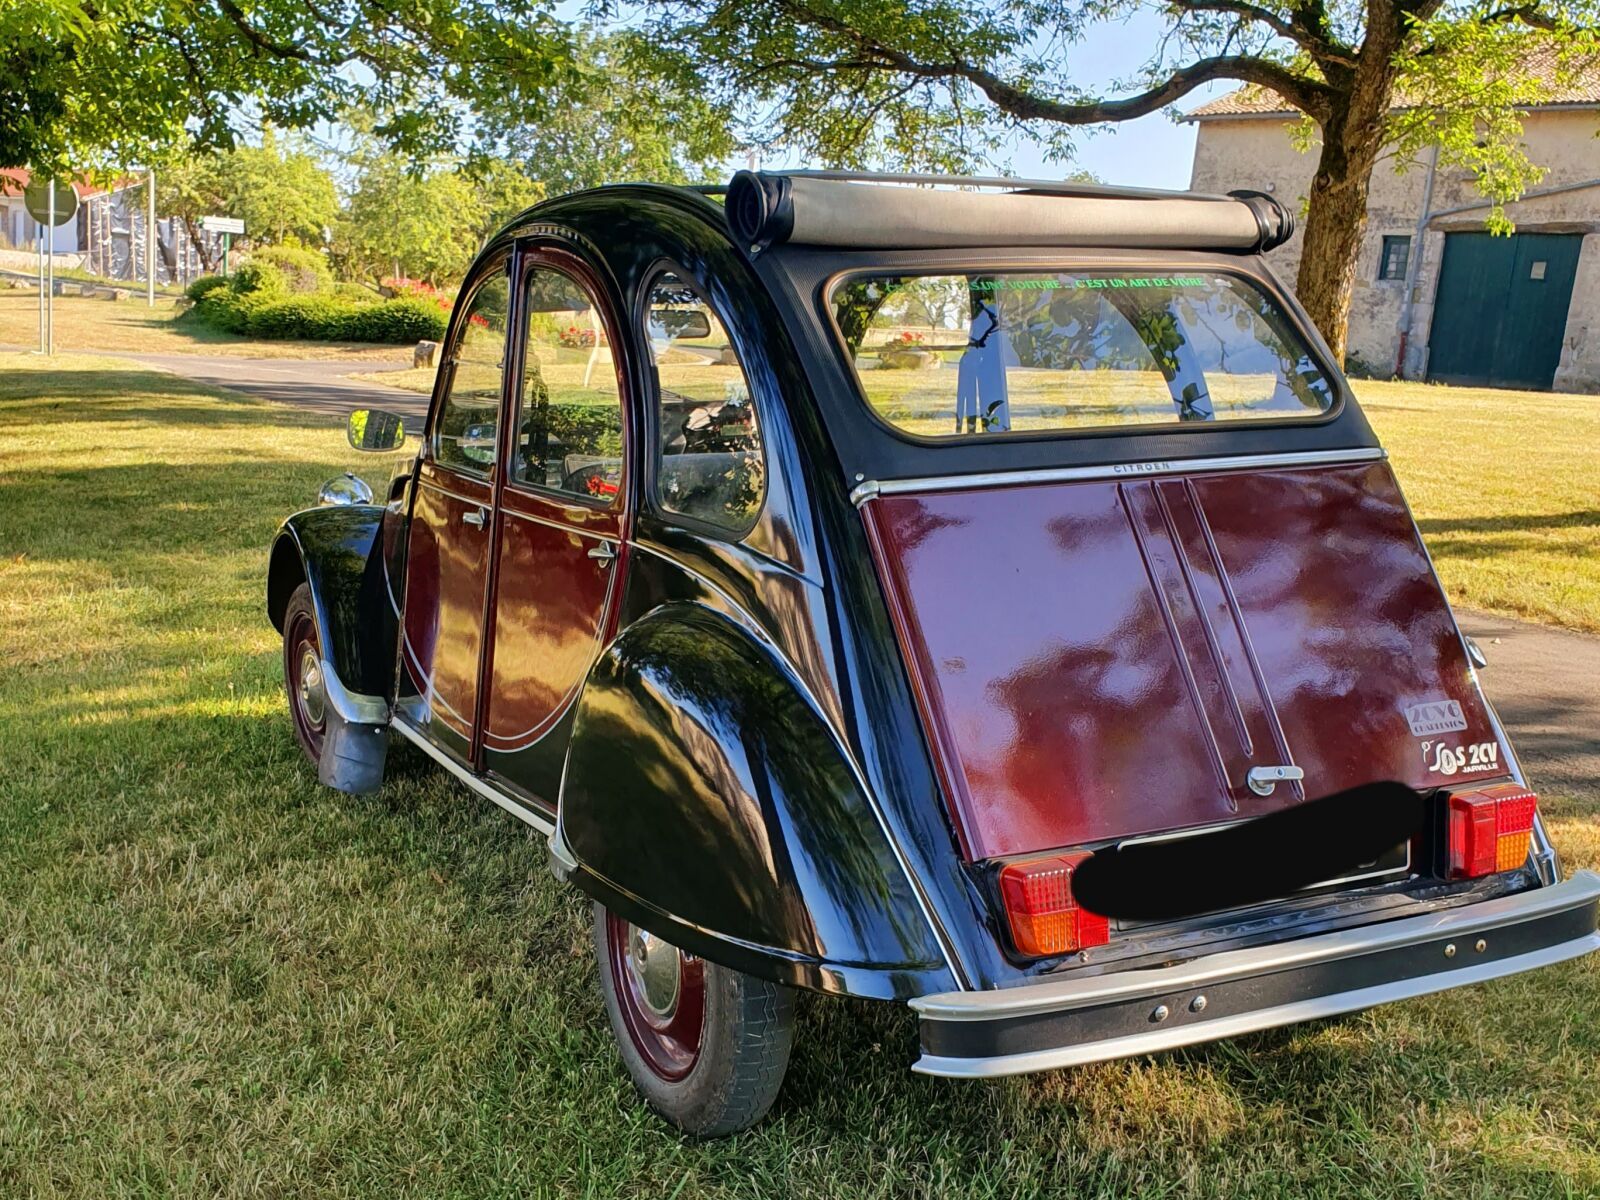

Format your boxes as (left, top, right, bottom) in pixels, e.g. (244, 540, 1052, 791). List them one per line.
(1294, 27, 1404, 366)
(1295, 140, 1376, 365)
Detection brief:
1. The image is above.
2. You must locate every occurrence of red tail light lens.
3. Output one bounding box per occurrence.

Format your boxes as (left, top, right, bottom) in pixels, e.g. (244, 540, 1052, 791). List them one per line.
(1447, 785, 1538, 879)
(997, 853, 1109, 958)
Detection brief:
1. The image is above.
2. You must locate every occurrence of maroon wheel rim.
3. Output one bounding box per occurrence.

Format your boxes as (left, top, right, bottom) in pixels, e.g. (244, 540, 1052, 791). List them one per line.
(285, 609, 327, 761)
(605, 911, 705, 1082)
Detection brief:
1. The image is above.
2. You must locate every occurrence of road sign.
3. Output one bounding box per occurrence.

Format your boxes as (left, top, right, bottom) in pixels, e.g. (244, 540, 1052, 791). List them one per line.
(24, 179, 77, 226)
(201, 216, 245, 235)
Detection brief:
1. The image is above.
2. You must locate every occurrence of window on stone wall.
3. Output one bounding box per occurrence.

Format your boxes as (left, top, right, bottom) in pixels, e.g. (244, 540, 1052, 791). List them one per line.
(1379, 236, 1411, 282)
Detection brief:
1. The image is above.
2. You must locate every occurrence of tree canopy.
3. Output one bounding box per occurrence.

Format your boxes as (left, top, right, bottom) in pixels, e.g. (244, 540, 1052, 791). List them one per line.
(157, 132, 339, 265)
(475, 29, 739, 193)
(628, 0, 1600, 358)
(1, 0, 573, 173)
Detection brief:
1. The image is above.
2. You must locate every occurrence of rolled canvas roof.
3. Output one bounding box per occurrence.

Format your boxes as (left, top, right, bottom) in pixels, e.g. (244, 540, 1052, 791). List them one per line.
(727, 171, 1293, 255)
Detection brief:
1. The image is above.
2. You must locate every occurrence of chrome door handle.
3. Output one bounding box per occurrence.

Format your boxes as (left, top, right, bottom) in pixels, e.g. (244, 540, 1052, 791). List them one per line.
(462, 507, 488, 529)
(1247, 764, 1304, 796)
(587, 540, 617, 565)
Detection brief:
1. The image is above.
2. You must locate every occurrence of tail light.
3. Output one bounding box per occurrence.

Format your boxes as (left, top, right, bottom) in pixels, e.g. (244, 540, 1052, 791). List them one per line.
(1447, 785, 1538, 879)
(997, 853, 1109, 958)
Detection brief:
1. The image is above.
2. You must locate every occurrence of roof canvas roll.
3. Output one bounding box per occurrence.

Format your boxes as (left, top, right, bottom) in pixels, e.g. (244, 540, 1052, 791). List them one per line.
(727, 171, 1293, 255)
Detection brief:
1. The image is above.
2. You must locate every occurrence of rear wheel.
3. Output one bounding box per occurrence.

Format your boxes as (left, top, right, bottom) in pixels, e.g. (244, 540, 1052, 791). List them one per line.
(594, 903, 795, 1136)
(282, 583, 327, 765)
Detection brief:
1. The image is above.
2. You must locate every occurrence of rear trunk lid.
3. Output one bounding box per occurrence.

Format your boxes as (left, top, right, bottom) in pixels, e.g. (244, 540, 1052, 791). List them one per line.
(861, 456, 1508, 861)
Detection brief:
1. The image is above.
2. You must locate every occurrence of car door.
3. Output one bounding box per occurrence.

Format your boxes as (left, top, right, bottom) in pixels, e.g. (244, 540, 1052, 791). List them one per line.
(478, 245, 631, 803)
(399, 255, 512, 761)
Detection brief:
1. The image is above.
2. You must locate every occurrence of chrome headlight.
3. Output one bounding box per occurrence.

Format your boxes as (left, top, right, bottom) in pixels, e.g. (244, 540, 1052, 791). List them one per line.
(317, 472, 375, 507)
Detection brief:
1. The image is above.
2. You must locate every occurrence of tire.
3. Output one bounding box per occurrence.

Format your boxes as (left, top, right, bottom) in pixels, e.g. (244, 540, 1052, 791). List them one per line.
(282, 583, 328, 766)
(281, 582, 386, 792)
(594, 902, 795, 1136)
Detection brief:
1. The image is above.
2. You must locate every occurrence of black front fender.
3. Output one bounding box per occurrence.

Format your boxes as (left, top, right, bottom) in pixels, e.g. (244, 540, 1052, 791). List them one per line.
(267, 504, 396, 715)
(557, 604, 955, 1000)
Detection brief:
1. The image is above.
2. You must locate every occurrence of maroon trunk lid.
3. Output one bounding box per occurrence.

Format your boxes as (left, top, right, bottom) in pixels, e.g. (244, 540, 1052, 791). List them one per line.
(862, 459, 1508, 861)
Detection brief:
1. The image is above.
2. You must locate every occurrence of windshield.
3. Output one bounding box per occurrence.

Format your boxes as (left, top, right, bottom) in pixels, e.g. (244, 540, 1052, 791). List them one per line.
(830, 270, 1334, 438)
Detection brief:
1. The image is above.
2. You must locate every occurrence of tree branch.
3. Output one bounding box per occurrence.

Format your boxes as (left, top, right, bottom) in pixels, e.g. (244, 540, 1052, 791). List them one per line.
(774, 0, 1336, 123)
(1473, 4, 1560, 30)
(211, 0, 317, 61)
(1168, 0, 1357, 66)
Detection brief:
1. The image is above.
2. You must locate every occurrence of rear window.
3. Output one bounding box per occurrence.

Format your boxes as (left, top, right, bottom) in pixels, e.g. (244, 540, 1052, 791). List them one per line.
(829, 270, 1334, 438)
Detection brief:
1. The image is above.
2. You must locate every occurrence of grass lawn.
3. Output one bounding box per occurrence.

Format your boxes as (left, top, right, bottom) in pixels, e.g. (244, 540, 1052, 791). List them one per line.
(1359, 380, 1600, 634)
(0, 290, 407, 361)
(2, 352, 1598, 1197)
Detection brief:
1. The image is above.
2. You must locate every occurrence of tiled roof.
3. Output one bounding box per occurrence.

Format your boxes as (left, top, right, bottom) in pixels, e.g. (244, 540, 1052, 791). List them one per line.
(0, 168, 112, 199)
(1187, 44, 1600, 119)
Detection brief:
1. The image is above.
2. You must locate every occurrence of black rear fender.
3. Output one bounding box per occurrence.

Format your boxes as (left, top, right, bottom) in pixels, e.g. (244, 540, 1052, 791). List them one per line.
(556, 603, 956, 999)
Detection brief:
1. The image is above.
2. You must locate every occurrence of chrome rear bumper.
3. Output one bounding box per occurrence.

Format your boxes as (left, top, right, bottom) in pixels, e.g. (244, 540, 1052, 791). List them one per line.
(912, 870, 1600, 1078)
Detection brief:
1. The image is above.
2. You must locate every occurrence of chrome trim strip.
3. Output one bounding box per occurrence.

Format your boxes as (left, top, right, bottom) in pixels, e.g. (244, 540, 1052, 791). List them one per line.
(912, 870, 1600, 1022)
(627, 541, 971, 989)
(850, 448, 1386, 507)
(392, 718, 556, 836)
(416, 477, 491, 509)
(914, 929, 1600, 1077)
(500, 503, 615, 538)
(319, 658, 390, 725)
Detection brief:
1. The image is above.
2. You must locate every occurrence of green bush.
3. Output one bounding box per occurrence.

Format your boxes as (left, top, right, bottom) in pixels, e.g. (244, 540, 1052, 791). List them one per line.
(252, 245, 333, 294)
(338, 297, 448, 343)
(194, 288, 274, 334)
(229, 260, 288, 297)
(185, 274, 229, 303)
(191, 293, 447, 343)
(330, 282, 382, 305)
(249, 295, 359, 340)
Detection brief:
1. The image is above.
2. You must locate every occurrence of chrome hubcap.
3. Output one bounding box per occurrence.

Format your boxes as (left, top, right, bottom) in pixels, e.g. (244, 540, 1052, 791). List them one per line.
(627, 925, 682, 1018)
(298, 647, 326, 728)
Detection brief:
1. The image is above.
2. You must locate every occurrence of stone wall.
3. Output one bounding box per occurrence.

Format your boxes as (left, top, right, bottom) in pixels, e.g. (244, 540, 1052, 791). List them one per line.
(1189, 108, 1600, 390)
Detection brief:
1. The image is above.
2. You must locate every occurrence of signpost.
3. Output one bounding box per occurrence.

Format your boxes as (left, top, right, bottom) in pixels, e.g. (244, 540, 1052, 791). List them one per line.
(201, 216, 246, 275)
(24, 177, 78, 356)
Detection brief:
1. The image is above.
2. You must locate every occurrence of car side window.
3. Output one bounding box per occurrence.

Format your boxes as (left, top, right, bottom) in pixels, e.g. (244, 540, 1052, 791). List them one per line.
(644, 272, 766, 533)
(511, 263, 626, 503)
(433, 264, 511, 474)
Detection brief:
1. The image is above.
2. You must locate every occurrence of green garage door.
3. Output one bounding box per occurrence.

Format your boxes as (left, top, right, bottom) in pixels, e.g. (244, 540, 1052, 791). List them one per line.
(1427, 232, 1581, 390)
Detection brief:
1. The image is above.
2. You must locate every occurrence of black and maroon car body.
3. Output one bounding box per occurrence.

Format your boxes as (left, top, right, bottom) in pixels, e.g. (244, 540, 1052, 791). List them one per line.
(267, 171, 1600, 1134)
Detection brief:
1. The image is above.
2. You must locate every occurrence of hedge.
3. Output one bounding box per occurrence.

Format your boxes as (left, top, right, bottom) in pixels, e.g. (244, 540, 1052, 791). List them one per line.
(228, 260, 288, 297)
(195, 292, 447, 344)
(185, 274, 229, 303)
(252, 245, 334, 294)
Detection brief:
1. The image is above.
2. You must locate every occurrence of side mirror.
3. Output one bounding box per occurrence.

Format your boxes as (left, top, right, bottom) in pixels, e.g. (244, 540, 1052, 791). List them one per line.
(348, 408, 407, 452)
(650, 308, 713, 341)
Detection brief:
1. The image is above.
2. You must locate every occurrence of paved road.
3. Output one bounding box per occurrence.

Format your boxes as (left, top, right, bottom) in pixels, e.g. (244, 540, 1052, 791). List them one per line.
(125, 351, 426, 421)
(1459, 611, 1600, 802)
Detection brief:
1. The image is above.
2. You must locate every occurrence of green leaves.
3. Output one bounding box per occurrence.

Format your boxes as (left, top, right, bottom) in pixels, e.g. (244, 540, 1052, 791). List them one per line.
(1, 0, 573, 170)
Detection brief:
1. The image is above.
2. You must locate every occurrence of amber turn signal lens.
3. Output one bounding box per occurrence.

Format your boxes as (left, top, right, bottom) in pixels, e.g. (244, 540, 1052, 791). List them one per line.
(1447, 785, 1538, 879)
(998, 853, 1110, 958)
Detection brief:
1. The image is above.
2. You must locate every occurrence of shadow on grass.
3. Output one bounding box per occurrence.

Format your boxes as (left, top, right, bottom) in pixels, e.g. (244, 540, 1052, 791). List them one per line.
(1417, 509, 1600, 537)
(0, 369, 352, 432)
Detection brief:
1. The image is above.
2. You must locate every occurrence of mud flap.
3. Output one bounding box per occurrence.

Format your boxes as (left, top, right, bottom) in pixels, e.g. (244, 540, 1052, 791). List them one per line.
(319, 719, 388, 794)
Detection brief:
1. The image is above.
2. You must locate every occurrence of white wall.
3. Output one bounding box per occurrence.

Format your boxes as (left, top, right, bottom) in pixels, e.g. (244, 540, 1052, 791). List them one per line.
(0, 199, 81, 253)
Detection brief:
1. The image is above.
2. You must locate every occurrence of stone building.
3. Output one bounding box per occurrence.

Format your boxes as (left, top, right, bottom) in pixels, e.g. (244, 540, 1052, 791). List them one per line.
(1186, 55, 1600, 391)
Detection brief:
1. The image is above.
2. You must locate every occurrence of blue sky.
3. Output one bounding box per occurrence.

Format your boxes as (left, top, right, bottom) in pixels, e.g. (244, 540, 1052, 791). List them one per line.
(998, 10, 1230, 189)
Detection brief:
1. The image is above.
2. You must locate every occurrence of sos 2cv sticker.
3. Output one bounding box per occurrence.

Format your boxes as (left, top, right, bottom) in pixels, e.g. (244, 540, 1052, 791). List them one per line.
(1422, 739, 1501, 776)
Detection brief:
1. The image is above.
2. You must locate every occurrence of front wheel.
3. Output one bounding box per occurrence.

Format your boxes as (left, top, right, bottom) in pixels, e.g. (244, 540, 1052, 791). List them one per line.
(594, 903, 795, 1136)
